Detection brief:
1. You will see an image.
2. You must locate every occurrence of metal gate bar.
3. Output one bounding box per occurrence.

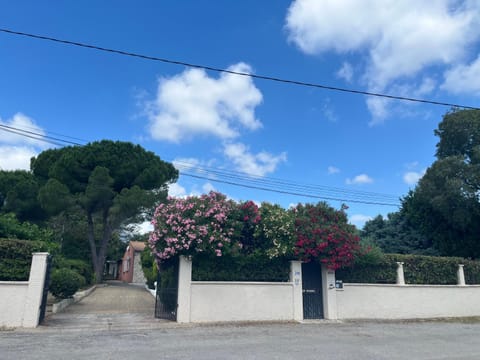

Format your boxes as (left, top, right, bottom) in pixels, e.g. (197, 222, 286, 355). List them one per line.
(39, 254, 53, 324)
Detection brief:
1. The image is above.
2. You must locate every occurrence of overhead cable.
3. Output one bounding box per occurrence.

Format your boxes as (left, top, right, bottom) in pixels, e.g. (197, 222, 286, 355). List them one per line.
(173, 160, 399, 203)
(1, 123, 400, 206)
(1, 27, 479, 110)
(182, 172, 399, 207)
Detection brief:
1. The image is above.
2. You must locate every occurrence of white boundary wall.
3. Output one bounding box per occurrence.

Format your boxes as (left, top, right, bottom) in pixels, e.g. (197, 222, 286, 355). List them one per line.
(0, 253, 50, 328)
(336, 284, 480, 319)
(0, 282, 29, 327)
(176, 256, 303, 323)
(190, 282, 294, 322)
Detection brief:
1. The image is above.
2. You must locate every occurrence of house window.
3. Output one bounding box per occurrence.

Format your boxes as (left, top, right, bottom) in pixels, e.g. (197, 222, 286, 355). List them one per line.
(123, 256, 131, 272)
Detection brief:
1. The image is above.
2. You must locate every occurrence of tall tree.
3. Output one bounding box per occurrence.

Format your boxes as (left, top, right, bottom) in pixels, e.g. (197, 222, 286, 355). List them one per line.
(361, 213, 436, 255)
(32, 140, 178, 282)
(402, 109, 480, 258)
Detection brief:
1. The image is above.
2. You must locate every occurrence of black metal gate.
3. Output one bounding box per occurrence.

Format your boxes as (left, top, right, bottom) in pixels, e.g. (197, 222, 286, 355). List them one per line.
(39, 254, 53, 324)
(302, 261, 323, 319)
(155, 258, 179, 321)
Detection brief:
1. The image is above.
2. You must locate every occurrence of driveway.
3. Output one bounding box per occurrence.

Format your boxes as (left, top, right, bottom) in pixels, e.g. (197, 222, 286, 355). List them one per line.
(42, 281, 169, 331)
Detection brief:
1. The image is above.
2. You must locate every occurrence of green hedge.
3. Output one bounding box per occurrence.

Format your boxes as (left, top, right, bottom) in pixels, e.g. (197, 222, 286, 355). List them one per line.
(192, 253, 290, 282)
(0, 238, 50, 281)
(336, 253, 480, 285)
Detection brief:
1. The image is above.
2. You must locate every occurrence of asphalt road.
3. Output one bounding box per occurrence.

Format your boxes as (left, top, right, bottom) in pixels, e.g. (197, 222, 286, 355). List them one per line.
(3, 320, 480, 360)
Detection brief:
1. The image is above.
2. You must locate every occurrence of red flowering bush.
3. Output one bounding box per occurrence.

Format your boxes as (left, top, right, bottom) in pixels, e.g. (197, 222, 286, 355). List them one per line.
(232, 200, 262, 254)
(293, 202, 360, 270)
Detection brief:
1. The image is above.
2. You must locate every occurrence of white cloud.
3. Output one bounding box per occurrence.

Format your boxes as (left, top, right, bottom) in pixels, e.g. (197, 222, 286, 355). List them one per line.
(0, 113, 49, 170)
(202, 182, 216, 193)
(168, 183, 187, 197)
(172, 157, 201, 171)
(442, 55, 480, 95)
(327, 166, 340, 175)
(346, 174, 374, 185)
(223, 142, 287, 177)
(146, 63, 263, 142)
(134, 221, 153, 235)
(336, 62, 354, 83)
(0, 146, 37, 171)
(366, 97, 391, 124)
(349, 214, 373, 229)
(285, 0, 480, 121)
(321, 98, 337, 122)
(0, 113, 47, 148)
(403, 170, 425, 185)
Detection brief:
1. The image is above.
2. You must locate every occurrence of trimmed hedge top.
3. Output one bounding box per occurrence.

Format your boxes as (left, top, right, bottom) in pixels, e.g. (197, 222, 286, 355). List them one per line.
(0, 238, 49, 281)
(336, 253, 480, 285)
(192, 253, 290, 282)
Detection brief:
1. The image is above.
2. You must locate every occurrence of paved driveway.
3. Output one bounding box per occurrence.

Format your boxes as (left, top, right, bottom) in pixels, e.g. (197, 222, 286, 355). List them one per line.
(42, 281, 169, 331)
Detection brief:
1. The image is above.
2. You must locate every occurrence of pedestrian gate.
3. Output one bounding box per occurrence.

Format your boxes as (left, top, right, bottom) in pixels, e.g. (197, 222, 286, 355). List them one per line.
(302, 261, 324, 319)
(155, 258, 179, 321)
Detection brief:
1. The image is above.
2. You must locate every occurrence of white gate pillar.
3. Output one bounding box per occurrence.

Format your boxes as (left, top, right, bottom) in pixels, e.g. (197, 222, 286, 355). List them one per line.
(290, 261, 303, 321)
(176, 255, 192, 323)
(23, 252, 49, 328)
(457, 264, 466, 286)
(321, 265, 337, 320)
(396, 262, 405, 285)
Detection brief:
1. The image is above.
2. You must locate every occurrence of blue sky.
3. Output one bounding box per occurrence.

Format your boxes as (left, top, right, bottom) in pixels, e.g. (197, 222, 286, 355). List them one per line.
(1, 1, 480, 229)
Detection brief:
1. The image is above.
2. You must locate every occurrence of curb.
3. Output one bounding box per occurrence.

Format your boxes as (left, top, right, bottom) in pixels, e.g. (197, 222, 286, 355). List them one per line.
(52, 285, 97, 314)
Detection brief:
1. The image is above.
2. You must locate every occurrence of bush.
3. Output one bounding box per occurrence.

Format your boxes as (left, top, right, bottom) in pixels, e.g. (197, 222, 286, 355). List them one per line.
(336, 253, 480, 285)
(49, 268, 85, 299)
(0, 238, 50, 281)
(53, 257, 93, 285)
(141, 247, 157, 289)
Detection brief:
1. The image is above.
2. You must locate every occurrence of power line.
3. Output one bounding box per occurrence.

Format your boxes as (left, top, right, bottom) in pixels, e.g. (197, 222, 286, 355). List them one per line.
(1, 27, 479, 111)
(173, 160, 399, 202)
(0, 125, 66, 147)
(182, 172, 399, 207)
(1, 123, 401, 206)
(0, 124, 84, 146)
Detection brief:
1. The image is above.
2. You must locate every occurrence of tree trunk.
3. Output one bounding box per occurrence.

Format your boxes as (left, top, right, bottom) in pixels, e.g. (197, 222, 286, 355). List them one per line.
(95, 210, 112, 284)
(86, 212, 102, 283)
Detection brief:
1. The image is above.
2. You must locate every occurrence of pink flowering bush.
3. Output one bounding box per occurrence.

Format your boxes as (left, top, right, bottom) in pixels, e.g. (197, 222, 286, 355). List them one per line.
(149, 192, 238, 263)
(149, 191, 361, 271)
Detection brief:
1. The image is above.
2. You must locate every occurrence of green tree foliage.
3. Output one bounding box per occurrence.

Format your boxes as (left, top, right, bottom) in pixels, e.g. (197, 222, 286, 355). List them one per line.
(32, 140, 178, 282)
(0, 213, 54, 243)
(0, 170, 45, 222)
(402, 109, 480, 258)
(362, 213, 437, 255)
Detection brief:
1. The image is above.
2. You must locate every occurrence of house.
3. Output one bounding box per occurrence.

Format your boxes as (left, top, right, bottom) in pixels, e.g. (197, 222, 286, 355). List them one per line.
(119, 241, 147, 284)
